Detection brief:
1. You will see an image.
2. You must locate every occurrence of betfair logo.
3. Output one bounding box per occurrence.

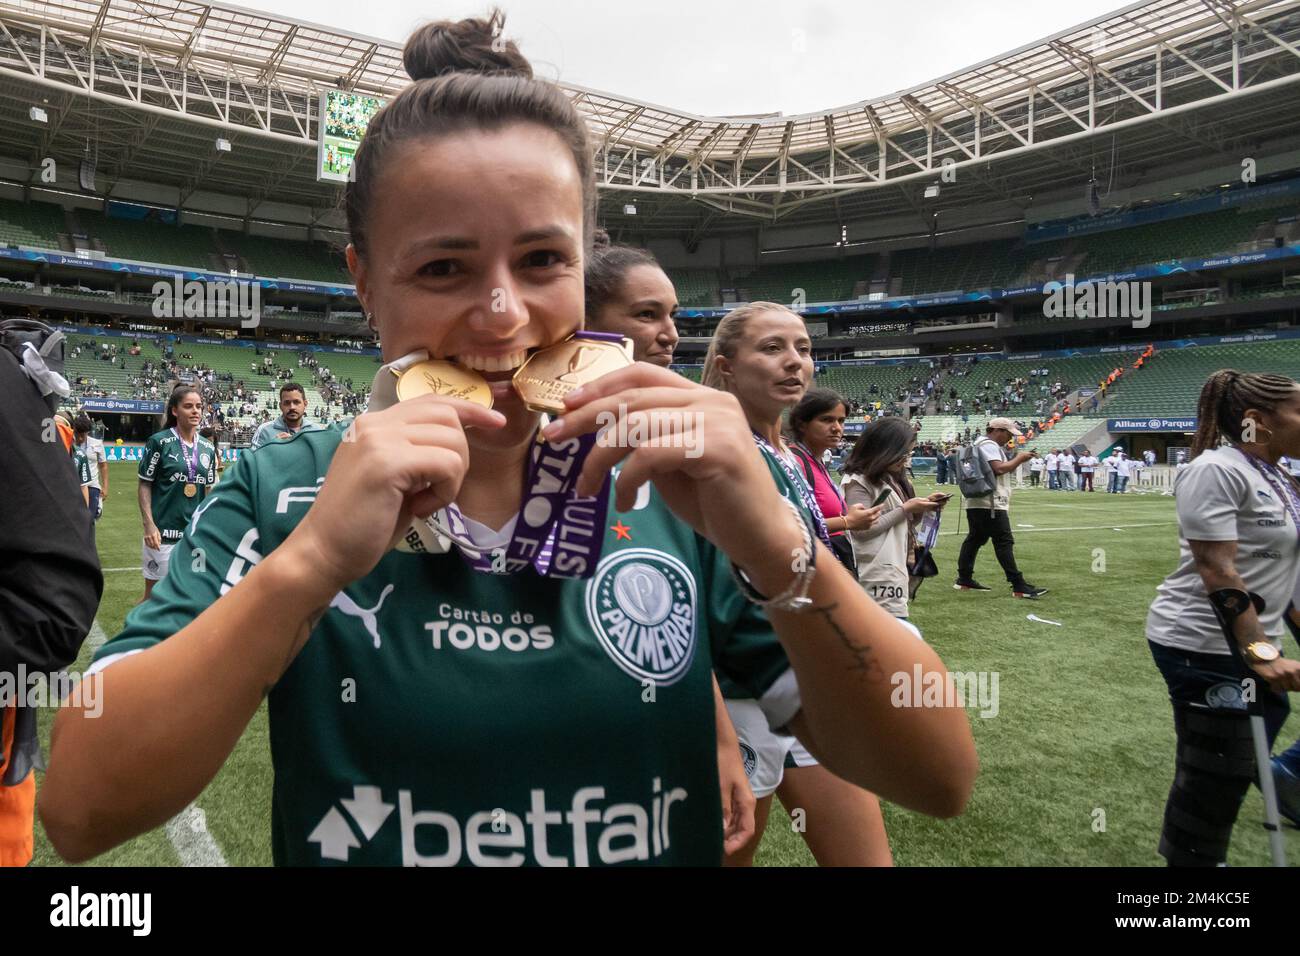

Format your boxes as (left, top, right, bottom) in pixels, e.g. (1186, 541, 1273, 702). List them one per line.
(308, 780, 689, 866)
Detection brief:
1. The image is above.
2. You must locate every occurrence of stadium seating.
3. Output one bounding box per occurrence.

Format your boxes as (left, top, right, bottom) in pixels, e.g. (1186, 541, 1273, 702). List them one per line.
(665, 269, 722, 307)
(1098, 339, 1300, 417)
(220, 232, 349, 283)
(77, 209, 225, 270)
(0, 197, 67, 249)
(727, 255, 874, 304)
(5, 192, 1300, 305)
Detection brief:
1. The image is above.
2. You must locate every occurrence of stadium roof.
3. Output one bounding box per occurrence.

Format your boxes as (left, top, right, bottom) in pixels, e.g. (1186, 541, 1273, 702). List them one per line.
(2, 0, 1300, 236)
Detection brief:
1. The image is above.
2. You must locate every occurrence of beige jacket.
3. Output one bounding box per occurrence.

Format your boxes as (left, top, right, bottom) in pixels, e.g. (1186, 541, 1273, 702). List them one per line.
(841, 473, 911, 618)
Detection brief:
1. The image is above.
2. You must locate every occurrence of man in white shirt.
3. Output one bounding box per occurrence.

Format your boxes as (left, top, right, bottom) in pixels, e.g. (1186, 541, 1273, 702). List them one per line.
(1060, 450, 1077, 491)
(1117, 452, 1136, 493)
(1078, 451, 1099, 491)
(955, 418, 1047, 598)
(1105, 450, 1133, 493)
(1028, 450, 1044, 487)
(1044, 449, 1060, 491)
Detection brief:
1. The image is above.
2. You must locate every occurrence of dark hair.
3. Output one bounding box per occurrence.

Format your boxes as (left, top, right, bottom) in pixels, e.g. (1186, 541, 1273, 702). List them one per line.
(842, 416, 916, 500)
(788, 388, 846, 443)
(584, 229, 662, 324)
(345, 10, 595, 258)
(73, 413, 92, 435)
(164, 384, 202, 430)
(1193, 369, 1298, 457)
(280, 382, 306, 400)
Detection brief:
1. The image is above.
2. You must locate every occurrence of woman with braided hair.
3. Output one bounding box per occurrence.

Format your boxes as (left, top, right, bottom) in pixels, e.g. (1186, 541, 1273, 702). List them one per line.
(1147, 369, 1300, 865)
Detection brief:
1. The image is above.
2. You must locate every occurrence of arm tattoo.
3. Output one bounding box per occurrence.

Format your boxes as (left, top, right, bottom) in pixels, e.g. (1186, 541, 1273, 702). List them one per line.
(813, 601, 887, 684)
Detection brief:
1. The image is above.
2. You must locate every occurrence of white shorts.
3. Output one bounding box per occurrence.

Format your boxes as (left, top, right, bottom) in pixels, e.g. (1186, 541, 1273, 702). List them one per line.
(141, 540, 176, 581)
(725, 697, 817, 799)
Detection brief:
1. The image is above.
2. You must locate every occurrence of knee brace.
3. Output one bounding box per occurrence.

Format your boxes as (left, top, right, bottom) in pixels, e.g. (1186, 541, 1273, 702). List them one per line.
(1159, 701, 1256, 866)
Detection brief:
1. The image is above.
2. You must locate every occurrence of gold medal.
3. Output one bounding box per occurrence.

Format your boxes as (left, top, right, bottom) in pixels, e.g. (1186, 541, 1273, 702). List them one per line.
(394, 360, 493, 408)
(512, 335, 633, 414)
(183, 482, 197, 498)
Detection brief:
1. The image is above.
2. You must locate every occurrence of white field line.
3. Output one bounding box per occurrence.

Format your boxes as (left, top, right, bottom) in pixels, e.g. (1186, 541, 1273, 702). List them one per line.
(939, 521, 1176, 536)
(81, 620, 230, 867)
(164, 805, 229, 867)
(103, 566, 144, 572)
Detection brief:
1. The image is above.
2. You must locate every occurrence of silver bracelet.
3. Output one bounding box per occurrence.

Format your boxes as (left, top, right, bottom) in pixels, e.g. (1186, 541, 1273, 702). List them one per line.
(729, 495, 818, 613)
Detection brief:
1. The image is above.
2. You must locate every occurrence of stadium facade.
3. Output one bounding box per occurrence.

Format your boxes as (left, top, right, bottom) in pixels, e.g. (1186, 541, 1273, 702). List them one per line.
(3, 0, 1300, 454)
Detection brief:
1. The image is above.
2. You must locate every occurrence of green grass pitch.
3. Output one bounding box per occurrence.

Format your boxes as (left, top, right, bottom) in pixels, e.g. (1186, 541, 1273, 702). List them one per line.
(30, 462, 1300, 866)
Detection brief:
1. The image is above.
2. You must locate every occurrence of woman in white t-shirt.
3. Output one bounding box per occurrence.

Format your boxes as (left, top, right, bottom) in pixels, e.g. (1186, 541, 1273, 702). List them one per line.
(1146, 369, 1300, 866)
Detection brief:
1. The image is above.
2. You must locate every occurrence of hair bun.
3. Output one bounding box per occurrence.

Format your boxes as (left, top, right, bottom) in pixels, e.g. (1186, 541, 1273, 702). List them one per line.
(403, 10, 533, 82)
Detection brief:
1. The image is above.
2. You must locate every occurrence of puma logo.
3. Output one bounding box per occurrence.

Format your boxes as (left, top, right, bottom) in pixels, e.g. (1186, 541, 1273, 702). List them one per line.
(329, 584, 395, 649)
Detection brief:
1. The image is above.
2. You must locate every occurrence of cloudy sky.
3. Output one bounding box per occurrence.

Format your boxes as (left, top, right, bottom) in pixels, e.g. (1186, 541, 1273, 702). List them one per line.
(238, 0, 1129, 115)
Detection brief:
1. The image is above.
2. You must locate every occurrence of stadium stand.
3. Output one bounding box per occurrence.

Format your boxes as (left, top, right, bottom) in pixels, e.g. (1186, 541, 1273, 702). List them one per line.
(727, 255, 875, 304)
(1099, 339, 1300, 417)
(77, 209, 228, 271)
(0, 197, 67, 249)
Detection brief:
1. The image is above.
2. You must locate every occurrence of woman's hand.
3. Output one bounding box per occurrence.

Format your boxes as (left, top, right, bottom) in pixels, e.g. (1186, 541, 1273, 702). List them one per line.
(926, 492, 952, 510)
(902, 497, 944, 516)
(843, 502, 882, 531)
(1249, 655, 1300, 694)
(544, 364, 804, 590)
(292, 395, 505, 593)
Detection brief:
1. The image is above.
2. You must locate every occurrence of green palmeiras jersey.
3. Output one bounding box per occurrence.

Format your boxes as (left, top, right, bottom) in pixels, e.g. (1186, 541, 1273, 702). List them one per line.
(72, 447, 92, 487)
(138, 428, 218, 541)
(94, 426, 808, 866)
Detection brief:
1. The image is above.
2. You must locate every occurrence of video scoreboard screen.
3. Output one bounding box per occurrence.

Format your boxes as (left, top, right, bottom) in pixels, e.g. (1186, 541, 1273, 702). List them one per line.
(317, 90, 386, 183)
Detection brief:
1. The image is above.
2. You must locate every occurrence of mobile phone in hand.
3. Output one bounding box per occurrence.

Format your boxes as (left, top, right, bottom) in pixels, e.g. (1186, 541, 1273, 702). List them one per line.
(871, 487, 892, 507)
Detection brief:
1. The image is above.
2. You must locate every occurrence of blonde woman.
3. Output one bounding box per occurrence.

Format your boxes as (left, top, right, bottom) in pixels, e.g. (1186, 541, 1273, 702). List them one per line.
(703, 302, 900, 867)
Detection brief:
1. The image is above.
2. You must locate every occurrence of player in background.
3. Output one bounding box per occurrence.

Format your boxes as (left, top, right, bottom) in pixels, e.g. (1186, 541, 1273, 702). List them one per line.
(136, 385, 217, 601)
(71, 438, 94, 540)
(73, 414, 107, 521)
(584, 234, 753, 853)
(703, 302, 895, 867)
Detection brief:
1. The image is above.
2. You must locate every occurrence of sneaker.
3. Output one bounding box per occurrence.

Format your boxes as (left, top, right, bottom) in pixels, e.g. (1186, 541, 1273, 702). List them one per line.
(1271, 758, 1300, 828)
(1012, 583, 1049, 599)
(953, 579, 991, 591)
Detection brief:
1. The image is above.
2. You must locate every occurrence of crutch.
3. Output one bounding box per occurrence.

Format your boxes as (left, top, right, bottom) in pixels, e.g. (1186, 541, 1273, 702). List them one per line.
(1208, 588, 1288, 866)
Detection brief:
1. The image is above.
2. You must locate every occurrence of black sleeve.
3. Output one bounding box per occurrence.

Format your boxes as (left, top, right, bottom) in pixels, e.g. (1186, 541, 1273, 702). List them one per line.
(0, 350, 103, 672)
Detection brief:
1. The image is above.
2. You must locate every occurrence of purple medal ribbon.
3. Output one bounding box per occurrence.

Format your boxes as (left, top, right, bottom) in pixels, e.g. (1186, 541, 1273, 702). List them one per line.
(172, 427, 198, 484)
(1238, 447, 1300, 546)
(752, 433, 832, 547)
(440, 330, 625, 579)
